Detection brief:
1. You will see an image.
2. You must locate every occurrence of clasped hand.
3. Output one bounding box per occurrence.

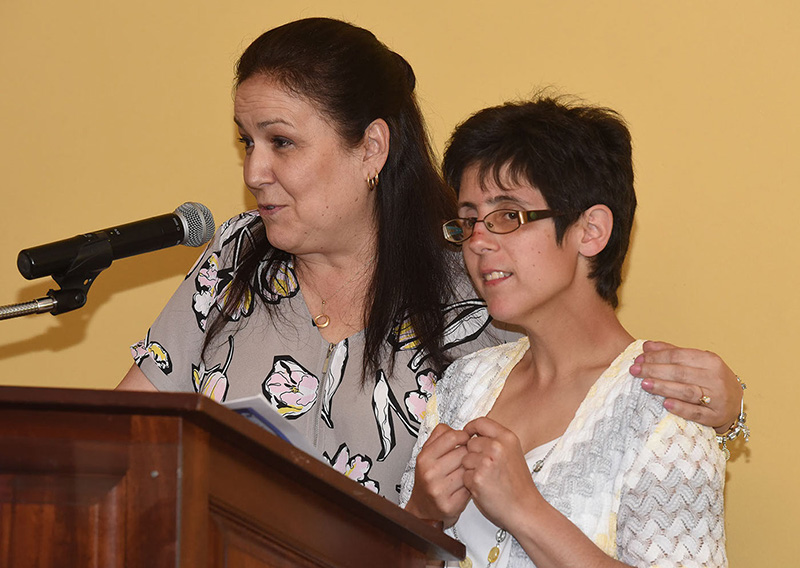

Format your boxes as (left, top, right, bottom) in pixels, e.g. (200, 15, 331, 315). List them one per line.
(406, 418, 541, 531)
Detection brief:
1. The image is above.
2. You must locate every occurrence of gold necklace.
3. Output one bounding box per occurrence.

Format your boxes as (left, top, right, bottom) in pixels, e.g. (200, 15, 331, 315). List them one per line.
(452, 443, 556, 568)
(309, 263, 370, 329)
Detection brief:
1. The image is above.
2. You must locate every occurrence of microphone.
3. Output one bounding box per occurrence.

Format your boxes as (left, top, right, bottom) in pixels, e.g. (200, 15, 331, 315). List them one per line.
(17, 202, 216, 280)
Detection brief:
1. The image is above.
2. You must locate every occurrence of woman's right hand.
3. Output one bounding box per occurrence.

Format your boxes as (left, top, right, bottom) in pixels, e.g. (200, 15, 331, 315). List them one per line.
(404, 423, 472, 528)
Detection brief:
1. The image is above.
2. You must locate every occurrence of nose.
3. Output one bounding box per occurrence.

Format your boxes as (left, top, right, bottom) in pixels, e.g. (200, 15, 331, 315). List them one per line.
(465, 220, 498, 255)
(243, 146, 275, 192)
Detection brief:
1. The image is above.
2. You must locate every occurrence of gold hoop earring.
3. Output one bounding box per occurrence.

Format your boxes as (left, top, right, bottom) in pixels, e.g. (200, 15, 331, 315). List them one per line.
(367, 172, 379, 191)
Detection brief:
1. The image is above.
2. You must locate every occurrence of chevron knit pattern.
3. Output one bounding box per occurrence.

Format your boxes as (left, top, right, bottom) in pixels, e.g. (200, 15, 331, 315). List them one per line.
(400, 339, 727, 568)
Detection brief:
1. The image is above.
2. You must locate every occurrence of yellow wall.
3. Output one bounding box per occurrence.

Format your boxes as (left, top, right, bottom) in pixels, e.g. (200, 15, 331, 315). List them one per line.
(1, 1, 796, 564)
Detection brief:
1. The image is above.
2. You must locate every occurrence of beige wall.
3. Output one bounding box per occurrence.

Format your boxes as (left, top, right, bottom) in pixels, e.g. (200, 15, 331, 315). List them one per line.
(1, 1, 796, 564)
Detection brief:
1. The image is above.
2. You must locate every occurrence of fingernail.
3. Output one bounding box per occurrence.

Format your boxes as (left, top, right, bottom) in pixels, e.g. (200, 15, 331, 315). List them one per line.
(634, 354, 644, 363)
(640, 379, 652, 390)
(630, 364, 642, 376)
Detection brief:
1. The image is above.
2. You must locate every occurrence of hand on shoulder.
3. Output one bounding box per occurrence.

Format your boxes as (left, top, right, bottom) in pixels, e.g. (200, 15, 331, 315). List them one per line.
(630, 340, 744, 434)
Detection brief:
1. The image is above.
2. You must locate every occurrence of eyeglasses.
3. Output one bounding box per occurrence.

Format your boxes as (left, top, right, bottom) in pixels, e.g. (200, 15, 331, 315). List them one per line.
(442, 209, 566, 244)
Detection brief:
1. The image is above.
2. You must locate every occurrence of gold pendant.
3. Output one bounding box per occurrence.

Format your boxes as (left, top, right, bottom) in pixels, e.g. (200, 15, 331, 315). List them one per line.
(313, 314, 331, 328)
(458, 557, 473, 568)
(487, 546, 500, 563)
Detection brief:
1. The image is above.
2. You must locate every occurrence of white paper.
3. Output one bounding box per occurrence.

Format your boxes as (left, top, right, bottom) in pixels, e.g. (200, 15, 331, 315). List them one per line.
(222, 395, 324, 461)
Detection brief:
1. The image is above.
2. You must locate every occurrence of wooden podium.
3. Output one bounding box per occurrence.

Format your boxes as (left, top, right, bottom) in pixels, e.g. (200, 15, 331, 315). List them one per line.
(0, 386, 463, 568)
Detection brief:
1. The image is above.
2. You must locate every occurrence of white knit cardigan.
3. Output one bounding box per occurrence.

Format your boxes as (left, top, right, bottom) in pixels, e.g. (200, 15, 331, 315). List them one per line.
(399, 338, 727, 568)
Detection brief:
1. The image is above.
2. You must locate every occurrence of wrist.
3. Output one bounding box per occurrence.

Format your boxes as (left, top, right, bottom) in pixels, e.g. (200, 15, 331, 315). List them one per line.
(405, 492, 455, 527)
(503, 485, 548, 532)
(404, 493, 426, 518)
(716, 376, 750, 459)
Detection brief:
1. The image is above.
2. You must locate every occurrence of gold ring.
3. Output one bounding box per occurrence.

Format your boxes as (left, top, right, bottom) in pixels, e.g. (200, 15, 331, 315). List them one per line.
(699, 388, 711, 406)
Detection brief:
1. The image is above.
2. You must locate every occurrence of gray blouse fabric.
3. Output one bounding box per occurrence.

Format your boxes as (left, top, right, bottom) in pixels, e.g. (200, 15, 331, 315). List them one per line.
(132, 211, 514, 503)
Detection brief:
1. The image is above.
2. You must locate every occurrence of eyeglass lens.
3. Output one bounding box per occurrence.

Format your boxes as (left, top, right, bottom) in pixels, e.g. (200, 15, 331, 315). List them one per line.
(444, 210, 522, 242)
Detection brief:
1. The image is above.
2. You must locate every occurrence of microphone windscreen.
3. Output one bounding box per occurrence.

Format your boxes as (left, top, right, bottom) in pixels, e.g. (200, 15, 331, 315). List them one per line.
(175, 202, 215, 246)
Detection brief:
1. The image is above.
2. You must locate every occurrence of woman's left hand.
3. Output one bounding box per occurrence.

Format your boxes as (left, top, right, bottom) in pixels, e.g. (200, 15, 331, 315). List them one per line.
(462, 419, 635, 568)
(629, 340, 742, 434)
(460, 417, 543, 529)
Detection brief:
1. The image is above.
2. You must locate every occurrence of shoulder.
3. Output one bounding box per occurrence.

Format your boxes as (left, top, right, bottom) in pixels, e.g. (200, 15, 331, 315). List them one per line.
(435, 338, 529, 413)
(574, 340, 668, 439)
(597, 340, 720, 452)
(221, 209, 261, 230)
(592, 340, 647, 404)
(215, 210, 264, 250)
(185, 211, 263, 273)
(444, 337, 528, 379)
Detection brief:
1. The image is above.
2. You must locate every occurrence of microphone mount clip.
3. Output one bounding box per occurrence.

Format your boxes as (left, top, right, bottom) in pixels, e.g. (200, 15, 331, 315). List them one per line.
(0, 233, 114, 320)
(47, 232, 114, 315)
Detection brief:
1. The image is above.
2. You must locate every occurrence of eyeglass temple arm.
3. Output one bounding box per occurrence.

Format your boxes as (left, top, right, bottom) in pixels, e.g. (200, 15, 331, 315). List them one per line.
(522, 210, 556, 224)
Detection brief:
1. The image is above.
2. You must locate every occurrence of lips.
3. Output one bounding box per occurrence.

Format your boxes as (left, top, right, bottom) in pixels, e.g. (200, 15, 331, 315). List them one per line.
(258, 204, 284, 215)
(483, 270, 511, 282)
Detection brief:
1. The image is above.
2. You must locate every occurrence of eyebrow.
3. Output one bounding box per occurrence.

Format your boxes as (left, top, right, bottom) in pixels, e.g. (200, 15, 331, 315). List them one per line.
(233, 117, 294, 130)
(458, 194, 527, 211)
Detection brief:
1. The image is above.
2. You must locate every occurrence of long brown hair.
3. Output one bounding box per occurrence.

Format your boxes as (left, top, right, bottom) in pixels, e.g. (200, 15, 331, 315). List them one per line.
(204, 18, 459, 381)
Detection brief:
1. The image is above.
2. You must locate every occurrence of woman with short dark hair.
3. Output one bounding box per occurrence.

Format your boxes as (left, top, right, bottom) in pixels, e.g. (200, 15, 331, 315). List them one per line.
(402, 97, 727, 566)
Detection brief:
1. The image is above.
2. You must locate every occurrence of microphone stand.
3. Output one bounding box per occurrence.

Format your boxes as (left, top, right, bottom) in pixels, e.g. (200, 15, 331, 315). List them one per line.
(0, 236, 113, 321)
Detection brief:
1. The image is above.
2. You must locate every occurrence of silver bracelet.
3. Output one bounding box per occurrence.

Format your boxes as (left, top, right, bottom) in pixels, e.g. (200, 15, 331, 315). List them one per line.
(716, 376, 750, 460)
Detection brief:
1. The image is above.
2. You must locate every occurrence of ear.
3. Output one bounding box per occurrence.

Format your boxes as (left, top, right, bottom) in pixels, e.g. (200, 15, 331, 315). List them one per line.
(361, 118, 390, 176)
(577, 204, 613, 258)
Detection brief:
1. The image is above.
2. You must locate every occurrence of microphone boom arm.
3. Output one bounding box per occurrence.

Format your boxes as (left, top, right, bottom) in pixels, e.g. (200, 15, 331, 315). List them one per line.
(1, 234, 114, 320)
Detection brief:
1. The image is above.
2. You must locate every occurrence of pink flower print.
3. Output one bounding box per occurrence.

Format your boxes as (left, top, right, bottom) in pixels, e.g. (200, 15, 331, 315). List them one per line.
(404, 370, 437, 423)
(192, 363, 229, 402)
(263, 357, 319, 418)
(197, 256, 219, 289)
(191, 336, 234, 402)
(219, 284, 254, 322)
(325, 443, 379, 494)
(131, 340, 149, 364)
(192, 255, 221, 331)
(130, 332, 173, 374)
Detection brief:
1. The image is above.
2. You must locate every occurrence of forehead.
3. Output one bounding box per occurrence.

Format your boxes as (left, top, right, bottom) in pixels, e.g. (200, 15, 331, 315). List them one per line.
(458, 163, 545, 208)
(233, 74, 328, 127)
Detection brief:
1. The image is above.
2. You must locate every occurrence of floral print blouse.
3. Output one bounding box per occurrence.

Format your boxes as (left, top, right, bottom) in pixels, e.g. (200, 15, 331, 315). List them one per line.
(132, 211, 514, 503)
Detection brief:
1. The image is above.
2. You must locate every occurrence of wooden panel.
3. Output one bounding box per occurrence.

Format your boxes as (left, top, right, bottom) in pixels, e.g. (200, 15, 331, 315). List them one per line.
(0, 409, 131, 568)
(212, 513, 326, 568)
(0, 472, 126, 568)
(205, 439, 427, 568)
(0, 387, 463, 568)
(123, 414, 181, 568)
(0, 410, 184, 568)
(176, 420, 212, 568)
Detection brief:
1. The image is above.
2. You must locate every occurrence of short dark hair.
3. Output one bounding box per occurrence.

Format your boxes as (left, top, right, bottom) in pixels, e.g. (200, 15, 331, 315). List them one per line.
(205, 18, 458, 379)
(442, 96, 636, 307)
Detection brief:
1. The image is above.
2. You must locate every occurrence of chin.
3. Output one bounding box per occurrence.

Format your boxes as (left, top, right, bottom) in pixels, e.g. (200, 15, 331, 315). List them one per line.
(262, 229, 297, 253)
(483, 301, 520, 327)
